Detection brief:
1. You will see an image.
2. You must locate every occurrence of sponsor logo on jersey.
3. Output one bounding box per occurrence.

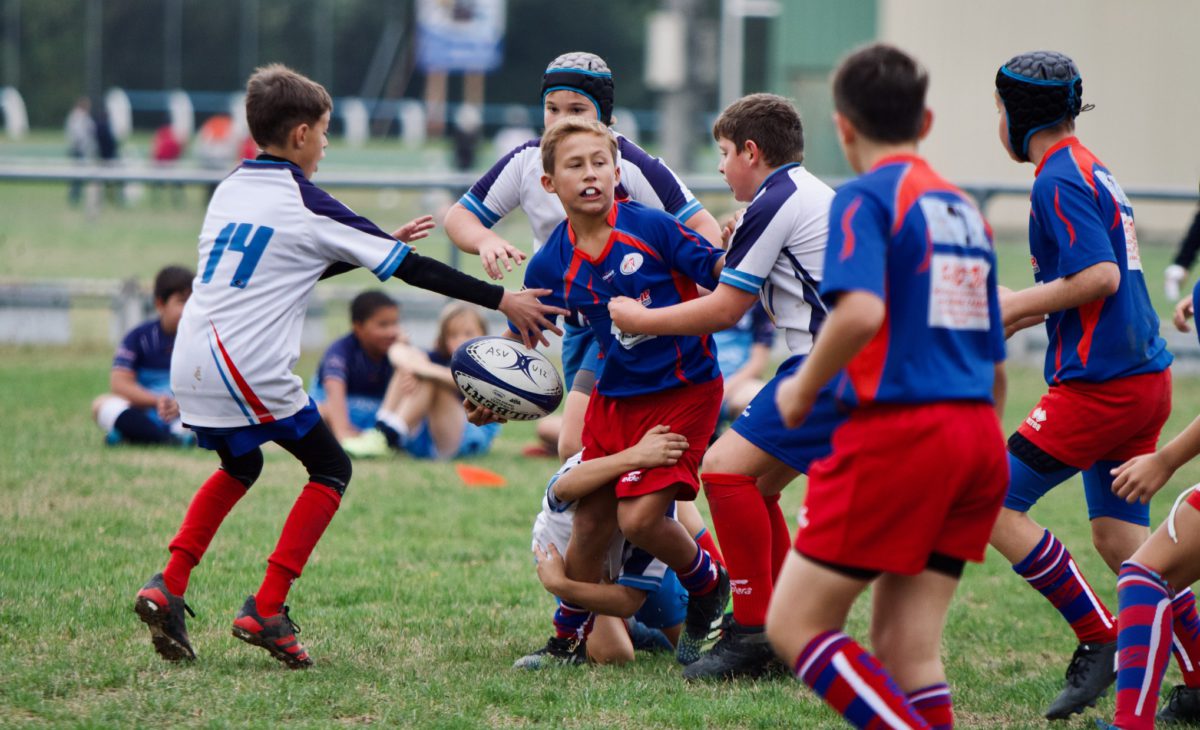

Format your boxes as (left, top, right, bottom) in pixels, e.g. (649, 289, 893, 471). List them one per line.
(636, 289, 652, 306)
(620, 470, 643, 484)
(1030, 256, 1040, 275)
(602, 270, 615, 282)
(620, 253, 644, 275)
(1024, 406, 1047, 431)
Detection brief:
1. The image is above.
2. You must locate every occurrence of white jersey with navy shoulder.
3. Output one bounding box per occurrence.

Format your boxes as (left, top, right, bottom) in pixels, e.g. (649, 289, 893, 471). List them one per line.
(171, 157, 412, 428)
(459, 133, 704, 250)
(719, 163, 834, 355)
(531, 453, 672, 593)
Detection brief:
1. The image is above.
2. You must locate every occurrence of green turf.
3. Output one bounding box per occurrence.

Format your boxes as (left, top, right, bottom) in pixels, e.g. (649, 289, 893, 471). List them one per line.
(2, 344, 1200, 728)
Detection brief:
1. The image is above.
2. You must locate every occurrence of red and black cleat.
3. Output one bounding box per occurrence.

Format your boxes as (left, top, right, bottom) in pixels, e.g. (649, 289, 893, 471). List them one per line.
(231, 595, 313, 669)
(133, 572, 197, 661)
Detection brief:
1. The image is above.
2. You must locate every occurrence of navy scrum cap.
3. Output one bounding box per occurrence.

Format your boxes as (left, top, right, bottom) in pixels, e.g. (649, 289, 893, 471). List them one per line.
(996, 50, 1089, 162)
(541, 52, 614, 125)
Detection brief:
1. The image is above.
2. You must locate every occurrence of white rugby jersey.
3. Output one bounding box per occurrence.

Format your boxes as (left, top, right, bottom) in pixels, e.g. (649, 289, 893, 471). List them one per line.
(459, 133, 704, 250)
(531, 453, 672, 593)
(172, 158, 411, 428)
(719, 163, 834, 355)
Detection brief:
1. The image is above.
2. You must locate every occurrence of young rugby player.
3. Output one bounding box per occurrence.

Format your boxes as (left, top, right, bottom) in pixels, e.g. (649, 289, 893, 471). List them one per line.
(766, 44, 1008, 729)
(92, 265, 195, 447)
(1098, 291, 1200, 729)
(609, 92, 843, 678)
(132, 64, 563, 668)
(470, 116, 731, 667)
(988, 50, 1192, 720)
(443, 51, 721, 461)
(517, 426, 692, 668)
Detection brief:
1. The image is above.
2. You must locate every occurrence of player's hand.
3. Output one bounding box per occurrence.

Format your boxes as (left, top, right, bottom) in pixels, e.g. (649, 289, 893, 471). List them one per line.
(156, 395, 180, 423)
(1111, 452, 1174, 504)
(720, 208, 746, 247)
(775, 373, 816, 429)
(478, 237, 527, 280)
(392, 215, 436, 244)
(1174, 294, 1195, 333)
(607, 296, 646, 334)
(533, 543, 568, 593)
(464, 398, 508, 425)
(499, 289, 567, 348)
(631, 425, 689, 468)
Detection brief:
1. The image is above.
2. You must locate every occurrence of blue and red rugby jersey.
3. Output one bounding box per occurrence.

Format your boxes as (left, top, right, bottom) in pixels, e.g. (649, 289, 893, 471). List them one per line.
(824, 154, 1005, 406)
(517, 200, 724, 398)
(1028, 136, 1170, 384)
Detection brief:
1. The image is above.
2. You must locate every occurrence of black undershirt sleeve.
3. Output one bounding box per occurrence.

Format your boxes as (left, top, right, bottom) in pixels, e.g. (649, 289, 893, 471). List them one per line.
(317, 254, 505, 310)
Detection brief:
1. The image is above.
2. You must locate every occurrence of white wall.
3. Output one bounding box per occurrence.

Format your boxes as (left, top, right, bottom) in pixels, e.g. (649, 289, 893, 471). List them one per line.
(879, 0, 1199, 234)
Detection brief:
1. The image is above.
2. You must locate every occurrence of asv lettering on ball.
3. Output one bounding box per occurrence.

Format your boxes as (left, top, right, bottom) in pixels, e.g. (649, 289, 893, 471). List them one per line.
(472, 341, 556, 390)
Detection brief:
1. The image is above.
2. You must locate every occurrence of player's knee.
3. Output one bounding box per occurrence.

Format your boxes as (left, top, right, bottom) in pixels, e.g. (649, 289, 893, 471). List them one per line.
(616, 505, 660, 545)
(310, 449, 352, 496)
(220, 448, 264, 488)
(91, 395, 107, 420)
(1091, 527, 1135, 570)
(588, 640, 634, 666)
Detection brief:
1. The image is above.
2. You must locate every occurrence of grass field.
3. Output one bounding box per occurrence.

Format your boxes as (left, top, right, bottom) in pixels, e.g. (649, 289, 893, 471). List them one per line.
(0, 166, 1198, 728)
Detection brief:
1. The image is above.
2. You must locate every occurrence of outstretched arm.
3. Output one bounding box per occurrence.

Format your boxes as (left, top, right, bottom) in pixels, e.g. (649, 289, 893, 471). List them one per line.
(551, 426, 689, 503)
(608, 282, 757, 337)
(1111, 414, 1200, 504)
(443, 203, 528, 280)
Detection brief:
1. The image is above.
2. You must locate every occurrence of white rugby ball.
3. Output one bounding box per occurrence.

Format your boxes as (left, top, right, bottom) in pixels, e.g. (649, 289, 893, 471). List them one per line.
(450, 336, 563, 421)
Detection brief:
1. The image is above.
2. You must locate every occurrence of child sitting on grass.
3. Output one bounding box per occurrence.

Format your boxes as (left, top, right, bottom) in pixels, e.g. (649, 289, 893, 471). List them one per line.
(92, 265, 195, 447)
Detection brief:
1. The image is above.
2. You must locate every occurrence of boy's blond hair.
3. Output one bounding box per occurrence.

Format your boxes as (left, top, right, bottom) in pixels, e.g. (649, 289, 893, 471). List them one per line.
(245, 63, 332, 149)
(540, 117, 618, 174)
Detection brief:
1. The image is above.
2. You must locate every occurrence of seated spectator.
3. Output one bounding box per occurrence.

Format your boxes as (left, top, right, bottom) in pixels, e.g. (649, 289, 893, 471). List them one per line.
(92, 266, 195, 446)
(369, 302, 501, 459)
(310, 291, 402, 444)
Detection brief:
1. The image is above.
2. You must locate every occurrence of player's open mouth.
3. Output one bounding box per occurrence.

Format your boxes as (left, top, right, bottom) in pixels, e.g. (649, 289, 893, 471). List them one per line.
(581, 187, 601, 199)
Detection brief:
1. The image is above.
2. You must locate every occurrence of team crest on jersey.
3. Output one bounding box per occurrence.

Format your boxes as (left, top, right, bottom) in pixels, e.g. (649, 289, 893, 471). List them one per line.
(620, 253, 644, 275)
(1025, 407, 1047, 431)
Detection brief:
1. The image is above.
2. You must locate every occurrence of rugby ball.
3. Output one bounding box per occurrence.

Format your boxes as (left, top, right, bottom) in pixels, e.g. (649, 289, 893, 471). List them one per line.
(451, 336, 563, 421)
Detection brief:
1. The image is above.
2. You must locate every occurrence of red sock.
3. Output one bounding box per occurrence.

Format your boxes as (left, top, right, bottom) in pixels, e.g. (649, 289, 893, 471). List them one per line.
(764, 492, 790, 581)
(908, 684, 954, 729)
(255, 482, 341, 617)
(702, 472, 773, 627)
(1172, 588, 1200, 688)
(694, 527, 725, 568)
(162, 469, 248, 595)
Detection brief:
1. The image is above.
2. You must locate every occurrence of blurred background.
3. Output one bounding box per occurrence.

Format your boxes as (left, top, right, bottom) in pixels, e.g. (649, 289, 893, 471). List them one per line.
(0, 0, 1196, 353)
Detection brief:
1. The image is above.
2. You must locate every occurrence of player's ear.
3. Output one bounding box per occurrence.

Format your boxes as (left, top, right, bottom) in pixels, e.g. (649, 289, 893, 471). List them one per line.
(742, 139, 759, 164)
(918, 108, 933, 141)
(612, 158, 621, 184)
(832, 112, 855, 147)
(292, 122, 310, 150)
(540, 173, 556, 194)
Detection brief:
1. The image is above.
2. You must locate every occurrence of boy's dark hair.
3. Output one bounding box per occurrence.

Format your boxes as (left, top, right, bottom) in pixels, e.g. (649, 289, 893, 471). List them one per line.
(245, 63, 332, 149)
(350, 290, 398, 324)
(154, 265, 194, 303)
(712, 93, 805, 167)
(832, 43, 929, 144)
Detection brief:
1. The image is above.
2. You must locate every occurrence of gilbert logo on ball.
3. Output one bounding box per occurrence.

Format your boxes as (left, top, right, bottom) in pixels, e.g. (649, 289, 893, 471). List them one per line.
(451, 336, 564, 421)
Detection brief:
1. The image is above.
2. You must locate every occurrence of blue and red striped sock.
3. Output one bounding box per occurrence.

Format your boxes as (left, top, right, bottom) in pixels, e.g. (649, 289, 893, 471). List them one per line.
(678, 545, 719, 596)
(1113, 561, 1174, 730)
(1171, 588, 1200, 688)
(1012, 529, 1117, 644)
(795, 630, 929, 729)
(907, 684, 953, 729)
(553, 600, 591, 640)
